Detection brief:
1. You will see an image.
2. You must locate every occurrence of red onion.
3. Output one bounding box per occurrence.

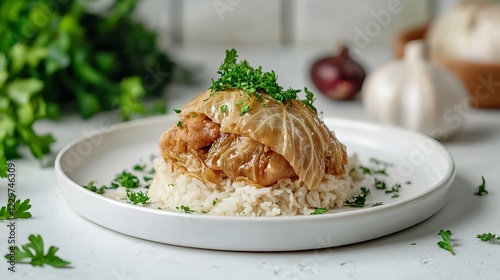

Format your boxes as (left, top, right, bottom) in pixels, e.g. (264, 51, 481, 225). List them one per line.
(310, 45, 366, 100)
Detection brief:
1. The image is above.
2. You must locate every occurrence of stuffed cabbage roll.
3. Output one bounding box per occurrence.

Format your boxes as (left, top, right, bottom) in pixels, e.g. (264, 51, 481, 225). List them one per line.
(160, 89, 347, 190)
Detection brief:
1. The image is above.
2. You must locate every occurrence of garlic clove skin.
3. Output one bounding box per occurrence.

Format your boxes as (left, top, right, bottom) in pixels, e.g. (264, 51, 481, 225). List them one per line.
(362, 40, 470, 140)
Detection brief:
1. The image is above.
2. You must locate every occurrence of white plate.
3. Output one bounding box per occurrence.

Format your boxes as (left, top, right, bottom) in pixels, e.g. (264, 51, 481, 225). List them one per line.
(55, 115, 455, 251)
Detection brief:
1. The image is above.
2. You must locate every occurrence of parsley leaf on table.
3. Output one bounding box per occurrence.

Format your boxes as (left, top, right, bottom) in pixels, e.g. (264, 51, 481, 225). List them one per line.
(0, 195, 32, 220)
(4, 234, 70, 268)
(476, 233, 500, 243)
(474, 176, 488, 196)
(437, 229, 455, 255)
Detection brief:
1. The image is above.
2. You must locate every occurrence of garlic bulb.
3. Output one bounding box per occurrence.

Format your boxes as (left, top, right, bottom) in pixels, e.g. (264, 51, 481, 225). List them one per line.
(362, 40, 469, 140)
(427, 0, 500, 63)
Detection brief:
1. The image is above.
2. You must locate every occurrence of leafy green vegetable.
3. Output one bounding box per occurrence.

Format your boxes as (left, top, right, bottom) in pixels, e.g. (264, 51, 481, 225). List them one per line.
(126, 190, 149, 205)
(209, 49, 316, 113)
(212, 198, 218, 206)
(0, 0, 176, 163)
(220, 105, 228, 113)
(372, 202, 383, 207)
(474, 176, 488, 196)
(476, 233, 500, 243)
(176, 205, 194, 213)
(4, 234, 70, 268)
(0, 195, 32, 220)
(177, 121, 183, 128)
(437, 229, 455, 255)
(311, 207, 329, 215)
(173, 108, 181, 114)
(345, 187, 370, 208)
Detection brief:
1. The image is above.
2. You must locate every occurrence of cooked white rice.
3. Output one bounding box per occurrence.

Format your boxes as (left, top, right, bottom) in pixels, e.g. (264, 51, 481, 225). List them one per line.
(145, 154, 363, 217)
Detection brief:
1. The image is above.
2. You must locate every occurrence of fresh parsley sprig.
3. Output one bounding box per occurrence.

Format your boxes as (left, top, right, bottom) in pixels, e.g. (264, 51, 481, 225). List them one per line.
(5, 234, 71, 268)
(209, 49, 317, 113)
(0, 195, 32, 220)
(437, 229, 455, 255)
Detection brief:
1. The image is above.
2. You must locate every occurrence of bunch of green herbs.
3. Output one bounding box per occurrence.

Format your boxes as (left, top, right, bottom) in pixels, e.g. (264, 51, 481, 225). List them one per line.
(0, 0, 176, 167)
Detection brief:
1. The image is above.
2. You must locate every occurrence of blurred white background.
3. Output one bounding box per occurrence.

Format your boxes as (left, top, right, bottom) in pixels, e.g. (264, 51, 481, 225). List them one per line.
(130, 0, 462, 48)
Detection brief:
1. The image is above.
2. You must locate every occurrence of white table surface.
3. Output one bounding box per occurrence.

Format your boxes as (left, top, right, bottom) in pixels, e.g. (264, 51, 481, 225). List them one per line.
(1, 45, 500, 280)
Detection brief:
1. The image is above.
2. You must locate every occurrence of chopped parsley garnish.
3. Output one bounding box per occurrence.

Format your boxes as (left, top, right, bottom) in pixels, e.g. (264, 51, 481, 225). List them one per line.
(374, 178, 386, 190)
(173, 108, 181, 114)
(345, 187, 370, 208)
(240, 104, 251, 116)
(360, 166, 372, 174)
(212, 198, 218, 206)
(4, 234, 71, 268)
(437, 229, 455, 255)
(373, 169, 388, 175)
(110, 171, 141, 189)
(168, 183, 175, 187)
(220, 105, 228, 113)
(385, 183, 401, 195)
(311, 207, 329, 215)
(176, 205, 194, 213)
(82, 181, 107, 194)
(302, 88, 317, 113)
(474, 176, 488, 196)
(177, 121, 183, 128)
(372, 202, 383, 207)
(0, 195, 32, 220)
(126, 190, 149, 205)
(209, 49, 317, 113)
(133, 164, 146, 171)
(476, 233, 500, 243)
(143, 176, 153, 182)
